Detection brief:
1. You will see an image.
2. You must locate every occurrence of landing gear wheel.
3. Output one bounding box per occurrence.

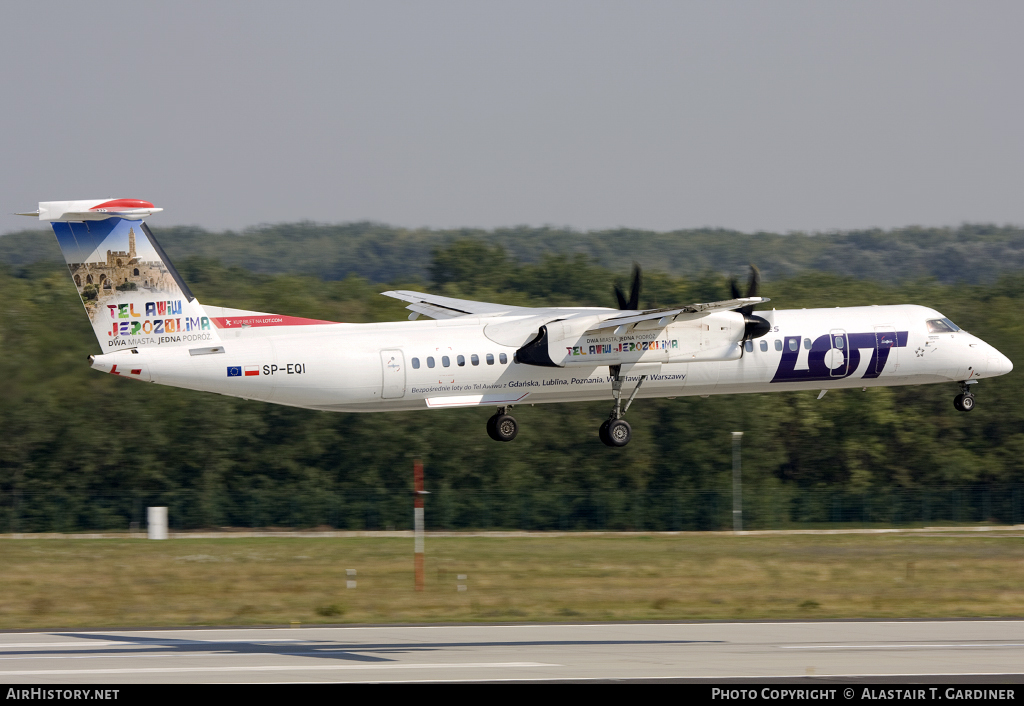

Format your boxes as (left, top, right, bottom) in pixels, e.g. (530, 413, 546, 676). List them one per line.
(599, 420, 611, 446)
(603, 419, 631, 447)
(954, 393, 975, 412)
(490, 414, 518, 442)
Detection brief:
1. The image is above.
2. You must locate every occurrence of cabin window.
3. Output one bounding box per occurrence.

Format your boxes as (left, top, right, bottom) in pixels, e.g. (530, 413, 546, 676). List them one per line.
(499, 353, 508, 364)
(486, 353, 495, 365)
(411, 357, 420, 369)
(744, 340, 753, 352)
(927, 318, 960, 333)
(775, 339, 783, 351)
(834, 336, 844, 349)
(471, 354, 480, 366)
(803, 338, 811, 350)
(457, 355, 466, 366)
(442, 356, 450, 367)
(788, 339, 797, 352)
(427, 357, 435, 368)
(760, 340, 768, 352)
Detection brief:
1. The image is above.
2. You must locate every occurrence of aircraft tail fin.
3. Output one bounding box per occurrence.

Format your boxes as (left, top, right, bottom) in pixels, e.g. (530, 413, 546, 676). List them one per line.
(36, 199, 220, 351)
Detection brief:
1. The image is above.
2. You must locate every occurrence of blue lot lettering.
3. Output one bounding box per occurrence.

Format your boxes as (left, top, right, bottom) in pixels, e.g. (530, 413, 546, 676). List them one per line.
(771, 331, 908, 383)
(262, 363, 307, 375)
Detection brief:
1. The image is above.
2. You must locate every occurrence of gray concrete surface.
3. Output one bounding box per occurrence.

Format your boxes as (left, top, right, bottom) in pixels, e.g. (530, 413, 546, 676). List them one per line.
(0, 621, 1022, 683)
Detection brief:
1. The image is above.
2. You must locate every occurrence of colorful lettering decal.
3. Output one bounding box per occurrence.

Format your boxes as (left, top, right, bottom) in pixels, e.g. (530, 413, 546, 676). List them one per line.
(566, 339, 680, 356)
(106, 301, 208, 338)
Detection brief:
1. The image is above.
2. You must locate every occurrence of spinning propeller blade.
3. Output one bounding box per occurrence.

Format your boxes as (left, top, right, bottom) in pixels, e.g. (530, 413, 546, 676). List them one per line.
(614, 264, 642, 311)
(730, 265, 770, 342)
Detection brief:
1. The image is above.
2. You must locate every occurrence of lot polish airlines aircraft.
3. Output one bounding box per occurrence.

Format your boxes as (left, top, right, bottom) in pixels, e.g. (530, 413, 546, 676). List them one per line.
(20, 199, 1013, 447)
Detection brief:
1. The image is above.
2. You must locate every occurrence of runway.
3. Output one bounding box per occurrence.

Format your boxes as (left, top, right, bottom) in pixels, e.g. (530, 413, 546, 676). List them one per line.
(0, 620, 1021, 683)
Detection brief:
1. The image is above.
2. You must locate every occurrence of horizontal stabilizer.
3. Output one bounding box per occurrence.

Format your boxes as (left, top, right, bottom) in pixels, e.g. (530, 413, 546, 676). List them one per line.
(31, 199, 163, 222)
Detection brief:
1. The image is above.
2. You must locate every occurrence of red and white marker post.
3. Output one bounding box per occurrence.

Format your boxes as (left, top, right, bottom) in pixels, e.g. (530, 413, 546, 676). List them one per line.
(414, 459, 426, 591)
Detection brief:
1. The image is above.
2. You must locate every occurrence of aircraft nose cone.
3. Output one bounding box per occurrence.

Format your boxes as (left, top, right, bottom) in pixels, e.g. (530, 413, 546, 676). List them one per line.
(990, 351, 1013, 377)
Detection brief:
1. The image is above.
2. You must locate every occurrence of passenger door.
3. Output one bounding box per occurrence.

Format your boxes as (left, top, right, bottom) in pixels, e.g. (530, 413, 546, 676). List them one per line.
(380, 349, 406, 399)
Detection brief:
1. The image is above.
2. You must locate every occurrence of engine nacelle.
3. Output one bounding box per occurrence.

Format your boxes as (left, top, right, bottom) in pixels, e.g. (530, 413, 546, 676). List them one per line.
(516, 311, 746, 367)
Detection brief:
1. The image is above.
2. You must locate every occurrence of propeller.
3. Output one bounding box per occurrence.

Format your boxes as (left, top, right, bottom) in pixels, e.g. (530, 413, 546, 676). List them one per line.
(615, 263, 642, 310)
(730, 265, 771, 342)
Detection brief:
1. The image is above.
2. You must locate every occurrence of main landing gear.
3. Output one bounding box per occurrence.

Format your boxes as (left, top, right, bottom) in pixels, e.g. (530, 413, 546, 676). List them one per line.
(486, 407, 518, 442)
(599, 365, 647, 448)
(953, 381, 976, 412)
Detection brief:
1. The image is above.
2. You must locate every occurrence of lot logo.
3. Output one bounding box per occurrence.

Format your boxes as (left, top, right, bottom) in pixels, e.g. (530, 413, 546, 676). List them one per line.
(771, 332, 908, 383)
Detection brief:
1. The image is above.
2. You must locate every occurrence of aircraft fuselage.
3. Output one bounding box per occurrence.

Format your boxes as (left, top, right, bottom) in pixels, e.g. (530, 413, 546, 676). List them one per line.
(89, 303, 1012, 413)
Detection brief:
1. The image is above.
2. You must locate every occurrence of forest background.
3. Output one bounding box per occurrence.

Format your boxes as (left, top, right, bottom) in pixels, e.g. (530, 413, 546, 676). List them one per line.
(1, 222, 1023, 532)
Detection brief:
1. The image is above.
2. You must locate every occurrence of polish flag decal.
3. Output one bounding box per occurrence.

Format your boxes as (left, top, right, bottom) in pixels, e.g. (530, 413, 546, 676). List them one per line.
(244, 366, 260, 376)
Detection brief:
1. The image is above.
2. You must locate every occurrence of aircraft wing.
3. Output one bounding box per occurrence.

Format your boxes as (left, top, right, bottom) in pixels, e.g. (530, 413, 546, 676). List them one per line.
(382, 289, 769, 333)
(585, 297, 769, 332)
(380, 290, 537, 320)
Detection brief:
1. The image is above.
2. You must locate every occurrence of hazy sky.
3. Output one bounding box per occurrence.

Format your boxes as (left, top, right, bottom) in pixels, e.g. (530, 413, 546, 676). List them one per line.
(2, 1, 1022, 235)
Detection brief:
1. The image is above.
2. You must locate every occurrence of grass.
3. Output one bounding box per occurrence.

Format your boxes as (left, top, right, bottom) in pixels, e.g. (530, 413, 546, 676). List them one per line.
(0, 533, 1023, 629)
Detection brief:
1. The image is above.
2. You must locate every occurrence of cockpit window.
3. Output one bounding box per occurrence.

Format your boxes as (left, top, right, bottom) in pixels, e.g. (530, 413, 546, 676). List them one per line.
(926, 318, 960, 333)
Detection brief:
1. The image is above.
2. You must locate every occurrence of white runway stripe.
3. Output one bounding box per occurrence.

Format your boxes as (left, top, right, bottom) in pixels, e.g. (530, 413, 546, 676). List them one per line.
(0, 662, 556, 676)
(783, 643, 1024, 649)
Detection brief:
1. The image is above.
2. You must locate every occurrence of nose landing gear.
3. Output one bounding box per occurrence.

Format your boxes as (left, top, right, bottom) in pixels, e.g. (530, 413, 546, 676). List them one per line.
(953, 382, 976, 412)
(486, 407, 518, 442)
(599, 366, 647, 447)
(599, 418, 632, 447)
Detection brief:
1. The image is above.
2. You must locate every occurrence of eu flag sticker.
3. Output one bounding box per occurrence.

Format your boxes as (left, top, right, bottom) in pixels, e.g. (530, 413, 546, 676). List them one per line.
(227, 366, 242, 377)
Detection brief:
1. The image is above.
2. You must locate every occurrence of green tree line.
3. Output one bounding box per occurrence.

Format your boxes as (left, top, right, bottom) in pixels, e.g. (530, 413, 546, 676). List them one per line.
(0, 241, 1021, 531)
(4, 221, 1024, 285)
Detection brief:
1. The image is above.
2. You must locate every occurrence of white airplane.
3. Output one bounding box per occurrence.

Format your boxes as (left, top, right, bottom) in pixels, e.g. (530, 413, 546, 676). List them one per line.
(21, 199, 1013, 447)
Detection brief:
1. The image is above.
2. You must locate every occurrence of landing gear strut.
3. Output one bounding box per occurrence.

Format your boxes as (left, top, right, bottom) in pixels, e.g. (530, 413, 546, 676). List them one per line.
(487, 406, 518, 442)
(599, 366, 647, 447)
(953, 382, 976, 412)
